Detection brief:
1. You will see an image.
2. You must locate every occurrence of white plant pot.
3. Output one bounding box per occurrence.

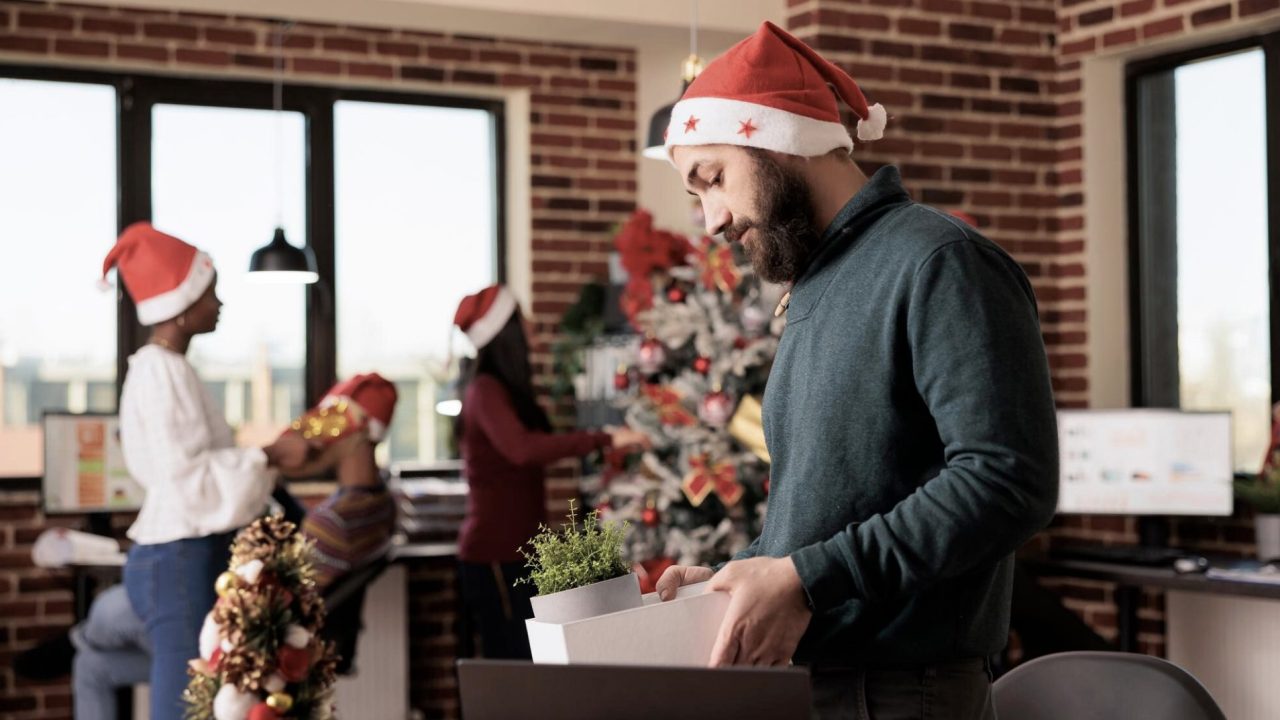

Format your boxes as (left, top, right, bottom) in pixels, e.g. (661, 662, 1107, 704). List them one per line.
(1256, 513, 1280, 563)
(529, 573, 643, 624)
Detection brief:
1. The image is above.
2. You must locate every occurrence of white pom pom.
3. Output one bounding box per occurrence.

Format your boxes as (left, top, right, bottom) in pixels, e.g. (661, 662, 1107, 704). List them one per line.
(264, 673, 286, 694)
(213, 683, 257, 720)
(285, 624, 312, 649)
(856, 102, 888, 142)
(199, 612, 221, 661)
(221, 638, 234, 653)
(234, 559, 264, 585)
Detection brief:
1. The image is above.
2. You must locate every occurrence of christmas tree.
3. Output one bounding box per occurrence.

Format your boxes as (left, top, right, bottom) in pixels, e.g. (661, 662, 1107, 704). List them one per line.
(584, 210, 784, 585)
(184, 515, 338, 720)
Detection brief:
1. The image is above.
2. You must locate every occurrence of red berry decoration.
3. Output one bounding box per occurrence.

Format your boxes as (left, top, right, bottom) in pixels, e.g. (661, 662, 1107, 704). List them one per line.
(277, 644, 311, 683)
(642, 506, 660, 527)
(614, 370, 631, 391)
(667, 286, 686, 303)
(693, 356, 712, 375)
(248, 703, 281, 720)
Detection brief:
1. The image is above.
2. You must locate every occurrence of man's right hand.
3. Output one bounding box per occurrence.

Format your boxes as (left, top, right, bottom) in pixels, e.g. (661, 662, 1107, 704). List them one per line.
(655, 565, 715, 601)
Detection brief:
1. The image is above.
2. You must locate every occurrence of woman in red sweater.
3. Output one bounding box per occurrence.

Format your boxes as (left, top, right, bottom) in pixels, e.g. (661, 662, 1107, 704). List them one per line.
(453, 285, 648, 659)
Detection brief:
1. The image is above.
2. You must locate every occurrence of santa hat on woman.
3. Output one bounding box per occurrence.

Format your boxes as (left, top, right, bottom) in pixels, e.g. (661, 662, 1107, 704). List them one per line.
(662, 21, 887, 161)
(101, 222, 215, 326)
(293, 373, 398, 444)
(453, 285, 518, 351)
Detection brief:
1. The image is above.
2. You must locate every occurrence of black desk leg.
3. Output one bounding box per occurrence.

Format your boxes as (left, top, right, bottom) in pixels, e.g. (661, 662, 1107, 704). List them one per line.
(1115, 584, 1139, 653)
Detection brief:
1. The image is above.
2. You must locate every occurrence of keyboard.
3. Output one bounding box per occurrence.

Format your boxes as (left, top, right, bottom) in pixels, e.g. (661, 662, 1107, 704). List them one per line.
(1051, 544, 1192, 567)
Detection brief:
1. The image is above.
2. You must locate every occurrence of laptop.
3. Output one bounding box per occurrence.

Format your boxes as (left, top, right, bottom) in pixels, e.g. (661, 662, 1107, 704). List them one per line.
(457, 660, 812, 720)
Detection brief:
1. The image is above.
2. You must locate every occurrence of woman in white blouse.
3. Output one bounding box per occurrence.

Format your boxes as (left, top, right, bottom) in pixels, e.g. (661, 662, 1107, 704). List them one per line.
(103, 222, 311, 720)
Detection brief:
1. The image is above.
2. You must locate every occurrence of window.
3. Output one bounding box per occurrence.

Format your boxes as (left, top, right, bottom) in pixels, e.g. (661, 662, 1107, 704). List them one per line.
(0, 77, 117, 477)
(335, 100, 499, 464)
(1129, 42, 1276, 472)
(0, 67, 504, 478)
(151, 104, 308, 447)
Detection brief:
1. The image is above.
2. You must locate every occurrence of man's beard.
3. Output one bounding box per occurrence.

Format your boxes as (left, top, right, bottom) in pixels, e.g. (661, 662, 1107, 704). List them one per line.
(722, 149, 822, 285)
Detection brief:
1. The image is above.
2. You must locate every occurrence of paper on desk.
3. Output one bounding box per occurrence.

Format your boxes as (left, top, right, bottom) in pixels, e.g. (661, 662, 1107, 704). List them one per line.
(32, 528, 125, 568)
(1205, 565, 1280, 585)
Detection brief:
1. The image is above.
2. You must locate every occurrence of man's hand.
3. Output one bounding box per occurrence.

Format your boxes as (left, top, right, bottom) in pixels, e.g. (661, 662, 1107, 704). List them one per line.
(706, 556, 812, 667)
(655, 565, 715, 601)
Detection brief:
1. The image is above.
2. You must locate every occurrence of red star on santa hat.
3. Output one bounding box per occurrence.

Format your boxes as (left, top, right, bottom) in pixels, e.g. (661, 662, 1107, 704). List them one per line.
(684, 115, 700, 133)
(737, 119, 758, 138)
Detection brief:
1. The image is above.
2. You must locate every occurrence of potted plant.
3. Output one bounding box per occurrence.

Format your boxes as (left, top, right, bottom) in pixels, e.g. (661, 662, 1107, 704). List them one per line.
(1236, 445, 1280, 562)
(519, 500, 642, 624)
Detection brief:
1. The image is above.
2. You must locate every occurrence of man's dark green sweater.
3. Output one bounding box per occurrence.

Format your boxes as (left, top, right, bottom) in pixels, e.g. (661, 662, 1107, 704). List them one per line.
(740, 165, 1059, 668)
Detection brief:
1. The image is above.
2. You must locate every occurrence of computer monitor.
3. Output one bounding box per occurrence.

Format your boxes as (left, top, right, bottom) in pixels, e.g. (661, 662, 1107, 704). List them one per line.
(42, 412, 143, 514)
(1057, 409, 1233, 516)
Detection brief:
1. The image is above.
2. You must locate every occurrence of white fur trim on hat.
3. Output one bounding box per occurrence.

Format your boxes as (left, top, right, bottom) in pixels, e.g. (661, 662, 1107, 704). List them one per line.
(664, 97, 854, 162)
(465, 286, 518, 350)
(134, 251, 215, 326)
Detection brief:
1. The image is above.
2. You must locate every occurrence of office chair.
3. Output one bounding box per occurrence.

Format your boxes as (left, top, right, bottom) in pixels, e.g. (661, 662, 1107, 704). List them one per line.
(993, 651, 1226, 720)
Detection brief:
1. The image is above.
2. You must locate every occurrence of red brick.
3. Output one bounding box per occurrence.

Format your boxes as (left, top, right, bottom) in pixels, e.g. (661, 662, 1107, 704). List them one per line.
(282, 33, 316, 50)
(950, 72, 991, 90)
(1191, 4, 1233, 25)
(501, 73, 542, 88)
(1143, 16, 1185, 38)
(811, 34, 865, 53)
(324, 35, 370, 53)
(232, 52, 274, 69)
(80, 16, 138, 35)
(427, 44, 472, 61)
(581, 136, 623, 151)
(529, 52, 572, 68)
(401, 65, 445, 83)
(972, 144, 1015, 161)
(845, 62, 893, 81)
(479, 49, 521, 64)
(291, 57, 341, 75)
(144, 22, 198, 41)
(971, 191, 1012, 206)
(972, 1, 1014, 20)
(579, 56, 619, 72)
(176, 48, 230, 66)
(1019, 6, 1057, 24)
(348, 61, 394, 79)
(949, 22, 995, 42)
(901, 67, 945, 85)
(1061, 37, 1097, 55)
(1104, 28, 1139, 48)
(922, 0, 964, 12)
(1241, 0, 1280, 16)
(999, 29, 1043, 46)
(116, 43, 169, 62)
(948, 119, 991, 137)
(452, 69, 497, 85)
(1077, 7, 1116, 26)
(819, 10, 892, 31)
(18, 11, 73, 32)
(1052, 376, 1089, 393)
(898, 18, 942, 36)
(376, 40, 420, 58)
(204, 27, 257, 46)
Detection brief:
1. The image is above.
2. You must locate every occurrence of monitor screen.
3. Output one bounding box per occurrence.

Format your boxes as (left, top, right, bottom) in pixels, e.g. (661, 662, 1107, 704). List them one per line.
(1057, 409, 1233, 516)
(42, 413, 144, 514)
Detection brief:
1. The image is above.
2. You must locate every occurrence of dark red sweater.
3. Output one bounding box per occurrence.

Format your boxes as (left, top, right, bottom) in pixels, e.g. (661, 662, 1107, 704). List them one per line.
(458, 374, 611, 563)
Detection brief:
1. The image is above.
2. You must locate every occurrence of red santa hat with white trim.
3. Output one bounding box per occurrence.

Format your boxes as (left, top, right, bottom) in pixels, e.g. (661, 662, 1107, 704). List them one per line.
(663, 21, 887, 161)
(101, 222, 215, 326)
(320, 373, 398, 443)
(454, 284, 518, 350)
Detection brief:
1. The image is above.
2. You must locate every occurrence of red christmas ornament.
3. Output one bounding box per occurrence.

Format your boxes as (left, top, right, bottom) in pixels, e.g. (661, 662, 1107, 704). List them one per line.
(642, 506, 660, 527)
(693, 356, 712, 375)
(667, 286, 687, 303)
(613, 369, 631, 391)
(248, 703, 281, 720)
(277, 644, 311, 683)
(733, 337, 748, 350)
(208, 647, 224, 672)
(638, 339, 667, 374)
(699, 390, 734, 427)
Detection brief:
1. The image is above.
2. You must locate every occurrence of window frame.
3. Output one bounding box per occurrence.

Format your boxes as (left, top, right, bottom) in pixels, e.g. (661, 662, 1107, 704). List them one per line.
(0, 64, 506, 477)
(1125, 33, 1280, 414)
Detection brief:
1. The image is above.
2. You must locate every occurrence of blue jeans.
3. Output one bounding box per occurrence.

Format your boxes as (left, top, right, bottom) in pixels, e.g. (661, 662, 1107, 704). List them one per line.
(71, 585, 151, 720)
(123, 532, 234, 720)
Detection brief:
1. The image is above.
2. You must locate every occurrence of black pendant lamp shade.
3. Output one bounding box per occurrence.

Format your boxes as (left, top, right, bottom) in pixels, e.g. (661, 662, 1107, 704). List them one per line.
(248, 227, 318, 284)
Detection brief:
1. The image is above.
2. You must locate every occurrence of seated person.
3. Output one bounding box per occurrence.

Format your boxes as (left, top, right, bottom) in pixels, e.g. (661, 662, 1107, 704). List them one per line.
(16, 374, 400, 715)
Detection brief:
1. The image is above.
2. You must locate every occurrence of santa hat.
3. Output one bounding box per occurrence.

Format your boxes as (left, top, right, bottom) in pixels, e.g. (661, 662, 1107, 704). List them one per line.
(297, 373, 398, 444)
(454, 285, 517, 350)
(102, 222, 215, 326)
(663, 21, 886, 161)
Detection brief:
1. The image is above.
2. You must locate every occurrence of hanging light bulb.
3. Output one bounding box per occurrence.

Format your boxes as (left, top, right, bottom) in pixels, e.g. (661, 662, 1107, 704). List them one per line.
(642, 0, 705, 160)
(248, 20, 317, 284)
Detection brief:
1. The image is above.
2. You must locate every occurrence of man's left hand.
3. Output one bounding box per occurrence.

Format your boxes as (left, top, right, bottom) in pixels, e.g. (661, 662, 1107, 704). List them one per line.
(707, 556, 812, 667)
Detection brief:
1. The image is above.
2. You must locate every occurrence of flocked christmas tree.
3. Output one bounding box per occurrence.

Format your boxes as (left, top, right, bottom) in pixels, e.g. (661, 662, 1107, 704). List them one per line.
(185, 515, 338, 720)
(582, 210, 784, 586)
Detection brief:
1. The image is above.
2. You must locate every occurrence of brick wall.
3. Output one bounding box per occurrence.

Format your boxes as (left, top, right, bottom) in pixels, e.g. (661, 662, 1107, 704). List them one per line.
(788, 0, 1280, 659)
(0, 2, 637, 717)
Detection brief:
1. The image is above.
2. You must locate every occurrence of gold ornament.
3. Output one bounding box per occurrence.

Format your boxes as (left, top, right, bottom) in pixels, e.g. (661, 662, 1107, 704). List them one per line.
(728, 395, 770, 464)
(266, 692, 294, 712)
(215, 570, 239, 597)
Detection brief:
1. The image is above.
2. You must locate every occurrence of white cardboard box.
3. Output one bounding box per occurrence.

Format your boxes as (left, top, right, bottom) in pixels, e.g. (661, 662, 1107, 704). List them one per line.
(526, 581, 729, 666)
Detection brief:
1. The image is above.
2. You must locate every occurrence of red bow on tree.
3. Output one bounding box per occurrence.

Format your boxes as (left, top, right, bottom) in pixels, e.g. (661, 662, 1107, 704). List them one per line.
(682, 455, 743, 507)
(614, 211, 694, 326)
(641, 384, 697, 427)
(693, 236, 741, 294)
